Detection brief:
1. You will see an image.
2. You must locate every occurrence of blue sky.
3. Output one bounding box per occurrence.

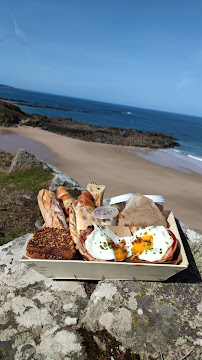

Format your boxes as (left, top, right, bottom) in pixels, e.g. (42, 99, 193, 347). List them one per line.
(1, 0, 202, 116)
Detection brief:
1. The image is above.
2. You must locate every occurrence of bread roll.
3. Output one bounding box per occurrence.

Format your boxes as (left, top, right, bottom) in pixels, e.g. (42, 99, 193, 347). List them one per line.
(75, 190, 95, 213)
(86, 182, 105, 207)
(37, 189, 69, 230)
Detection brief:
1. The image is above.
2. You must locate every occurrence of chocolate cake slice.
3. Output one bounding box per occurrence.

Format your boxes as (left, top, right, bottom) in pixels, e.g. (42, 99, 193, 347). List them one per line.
(26, 227, 76, 260)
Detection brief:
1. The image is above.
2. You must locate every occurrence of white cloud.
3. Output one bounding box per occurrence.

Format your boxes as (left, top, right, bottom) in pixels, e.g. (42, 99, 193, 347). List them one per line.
(14, 19, 26, 43)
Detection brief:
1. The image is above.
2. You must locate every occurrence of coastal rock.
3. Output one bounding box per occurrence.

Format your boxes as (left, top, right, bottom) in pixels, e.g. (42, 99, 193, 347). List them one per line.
(0, 222, 201, 359)
(9, 148, 54, 172)
(0, 234, 88, 359)
(0, 99, 179, 149)
(0, 100, 26, 126)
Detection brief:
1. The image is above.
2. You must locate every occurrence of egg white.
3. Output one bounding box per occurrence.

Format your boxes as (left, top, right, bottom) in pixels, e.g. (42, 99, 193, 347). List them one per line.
(85, 224, 173, 262)
(132, 226, 174, 261)
(85, 224, 119, 260)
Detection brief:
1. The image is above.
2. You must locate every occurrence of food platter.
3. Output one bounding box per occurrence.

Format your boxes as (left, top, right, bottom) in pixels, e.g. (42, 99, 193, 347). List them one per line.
(20, 210, 188, 281)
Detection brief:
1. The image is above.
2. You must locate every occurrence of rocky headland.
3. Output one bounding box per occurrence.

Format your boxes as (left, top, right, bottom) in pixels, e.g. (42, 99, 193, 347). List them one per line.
(0, 99, 179, 149)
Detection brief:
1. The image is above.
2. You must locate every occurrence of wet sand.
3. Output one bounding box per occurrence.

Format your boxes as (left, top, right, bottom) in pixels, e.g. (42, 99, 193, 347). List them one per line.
(0, 128, 58, 166)
(1, 126, 202, 234)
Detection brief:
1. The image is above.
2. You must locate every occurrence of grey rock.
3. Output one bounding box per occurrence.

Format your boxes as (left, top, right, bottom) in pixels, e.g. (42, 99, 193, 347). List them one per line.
(9, 148, 53, 172)
(35, 219, 43, 229)
(0, 235, 88, 359)
(0, 221, 201, 359)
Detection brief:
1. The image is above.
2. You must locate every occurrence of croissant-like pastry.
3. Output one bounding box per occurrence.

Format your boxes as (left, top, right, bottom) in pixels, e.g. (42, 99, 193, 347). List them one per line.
(75, 190, 95, 213)
(56, 186, 74, 217)
(37, 189, 69, 230)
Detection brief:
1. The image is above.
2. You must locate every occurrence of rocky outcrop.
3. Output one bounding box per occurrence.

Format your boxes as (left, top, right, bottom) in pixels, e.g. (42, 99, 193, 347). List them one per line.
(0, 100, 27, 126)
(0, 99, 179, 149)
(0, 223, 201, 359)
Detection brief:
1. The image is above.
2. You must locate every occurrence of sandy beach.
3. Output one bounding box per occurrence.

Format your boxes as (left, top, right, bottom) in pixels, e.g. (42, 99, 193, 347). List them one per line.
(1, 126, 202, 234)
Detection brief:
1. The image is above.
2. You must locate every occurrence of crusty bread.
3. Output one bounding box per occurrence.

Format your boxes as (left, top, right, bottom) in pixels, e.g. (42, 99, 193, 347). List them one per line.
(69, 204, 80, 246)
(86, 182, 105, 207)
(75, 190, 95, 213)
(70, 202, 104, 233)
(26, 227, 76, 260)
(37, 189, 69, 230)
(118, 193, 167, 228)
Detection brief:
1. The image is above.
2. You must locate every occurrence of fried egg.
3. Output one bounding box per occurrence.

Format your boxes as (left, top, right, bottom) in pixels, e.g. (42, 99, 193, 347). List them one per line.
(85, 224, 174, 262)
(85, 224, 132, 260)
(131, 225, 174, 262)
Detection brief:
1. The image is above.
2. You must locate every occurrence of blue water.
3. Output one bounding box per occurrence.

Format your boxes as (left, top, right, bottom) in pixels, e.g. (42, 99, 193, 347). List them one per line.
(1, 86, 202, 162)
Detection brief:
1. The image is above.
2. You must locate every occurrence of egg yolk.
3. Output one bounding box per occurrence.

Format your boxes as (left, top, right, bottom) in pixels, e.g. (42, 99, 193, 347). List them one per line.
(113, 241, 127, 261)
(132, 234, 153, 255)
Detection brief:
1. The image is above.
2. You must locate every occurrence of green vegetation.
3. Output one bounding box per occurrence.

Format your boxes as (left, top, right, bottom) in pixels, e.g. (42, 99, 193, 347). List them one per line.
(0, 151, 14, 170)
(0, 152, 53, 245)
(0, 167, 53, 192)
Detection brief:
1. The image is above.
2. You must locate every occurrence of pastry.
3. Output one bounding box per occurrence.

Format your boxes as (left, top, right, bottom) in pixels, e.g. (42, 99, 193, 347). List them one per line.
(56, 186, 74, 217)
(75, 190, 95, 213)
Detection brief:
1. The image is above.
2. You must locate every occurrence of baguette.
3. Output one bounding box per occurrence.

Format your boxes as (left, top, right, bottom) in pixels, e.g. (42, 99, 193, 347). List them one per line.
(37, 189, 69, 230)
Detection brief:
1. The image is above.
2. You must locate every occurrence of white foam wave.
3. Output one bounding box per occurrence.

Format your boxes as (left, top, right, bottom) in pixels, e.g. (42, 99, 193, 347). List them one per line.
(188, 154, 202, 161)
(127, 111, 132, 114)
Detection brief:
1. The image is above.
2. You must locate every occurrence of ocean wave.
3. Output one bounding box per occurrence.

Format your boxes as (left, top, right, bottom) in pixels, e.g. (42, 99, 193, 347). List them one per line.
(188, 154, 202, 161)
(127, 111, 132, 114)
(171, 148, 202, 162)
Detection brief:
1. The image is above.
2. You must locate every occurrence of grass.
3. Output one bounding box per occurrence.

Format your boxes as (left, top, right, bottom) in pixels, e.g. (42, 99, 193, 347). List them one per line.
(0, 152, 53, 245)
(0, 167, 54, 192)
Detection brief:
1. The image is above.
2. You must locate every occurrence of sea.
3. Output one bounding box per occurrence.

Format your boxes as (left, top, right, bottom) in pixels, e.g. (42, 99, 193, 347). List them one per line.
(1, 86, 202, 174)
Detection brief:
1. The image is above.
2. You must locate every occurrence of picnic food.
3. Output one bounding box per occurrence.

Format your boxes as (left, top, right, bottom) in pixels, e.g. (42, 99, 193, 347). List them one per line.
(26, 227, 76, 260)
(56, 186, 74, 218)
(71, 203, 99, 232)
(126, 226, 177, 263)
(86, 182, 105, 207)
(77, 223, 177, 263)
(75, 190, 95, 213)
(38, 189, 69, 230)
(118, 193, 167, 228)
(28, 184, 178, 264)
